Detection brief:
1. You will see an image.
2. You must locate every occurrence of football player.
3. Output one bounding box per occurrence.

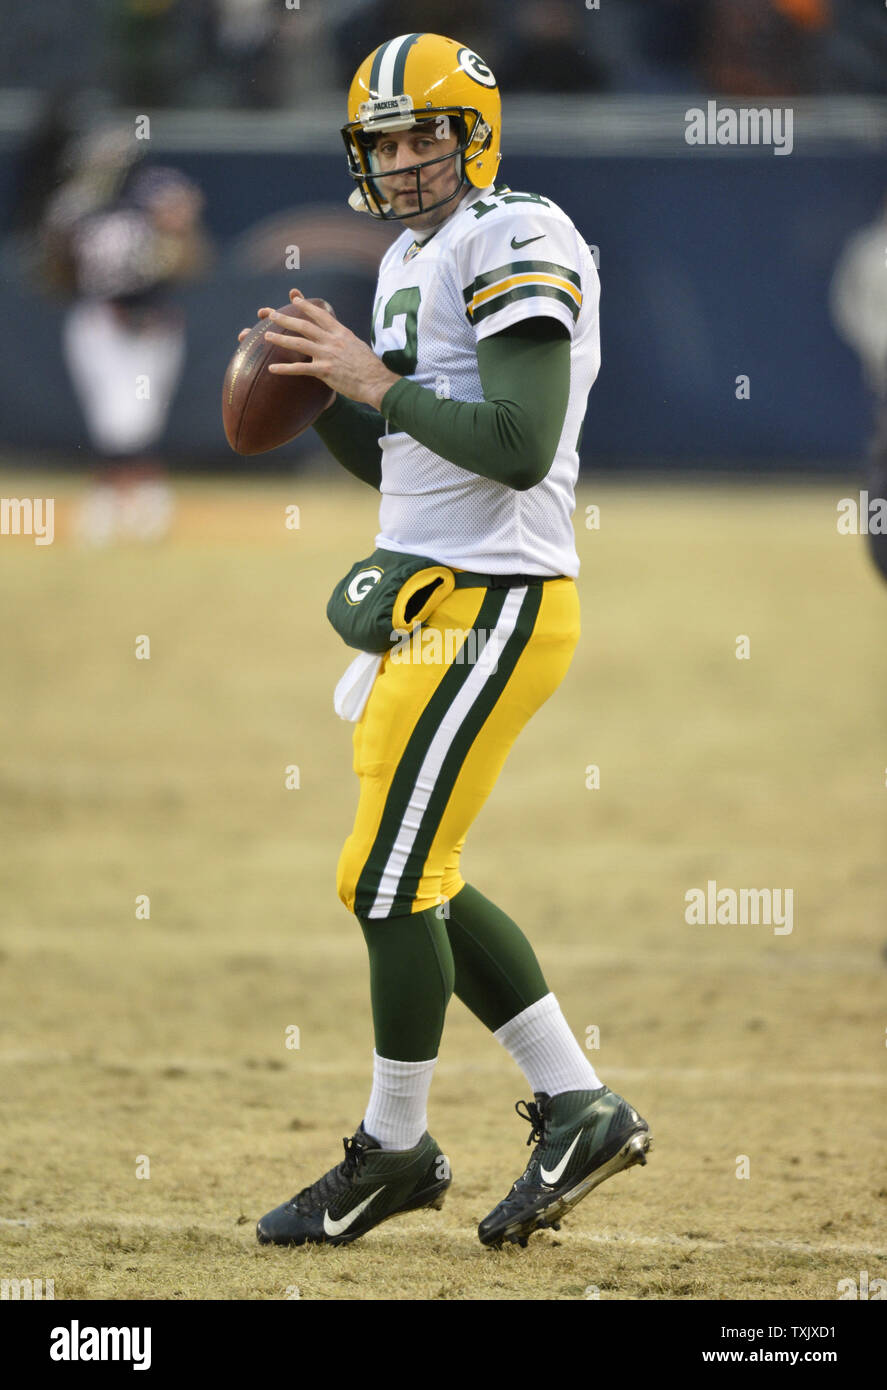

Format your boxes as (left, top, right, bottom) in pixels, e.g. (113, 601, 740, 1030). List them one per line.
(249, 32, 652, 1249)
(48, 160, 209, 543)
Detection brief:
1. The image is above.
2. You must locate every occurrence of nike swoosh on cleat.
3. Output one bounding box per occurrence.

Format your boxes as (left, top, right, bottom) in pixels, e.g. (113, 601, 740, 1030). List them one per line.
(539, 1131, 584, 1185)
(510, 234, 545, 249)
(323, 1187, 384, 1237)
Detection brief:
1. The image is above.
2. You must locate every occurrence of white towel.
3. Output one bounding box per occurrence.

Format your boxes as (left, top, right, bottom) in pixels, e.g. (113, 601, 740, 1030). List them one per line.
(334, 651, 383, 722)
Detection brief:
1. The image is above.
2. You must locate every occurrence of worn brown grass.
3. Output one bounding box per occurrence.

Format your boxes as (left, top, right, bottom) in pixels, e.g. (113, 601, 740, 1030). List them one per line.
(1, 470, 885, 1300)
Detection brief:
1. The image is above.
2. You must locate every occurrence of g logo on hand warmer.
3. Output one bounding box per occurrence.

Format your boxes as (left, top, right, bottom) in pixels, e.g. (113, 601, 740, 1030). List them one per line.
(346, 567, 384, 604)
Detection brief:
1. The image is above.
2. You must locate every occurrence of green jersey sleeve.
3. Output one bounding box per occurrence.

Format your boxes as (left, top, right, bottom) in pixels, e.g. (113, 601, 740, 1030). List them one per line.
(312, 394, 385, 489)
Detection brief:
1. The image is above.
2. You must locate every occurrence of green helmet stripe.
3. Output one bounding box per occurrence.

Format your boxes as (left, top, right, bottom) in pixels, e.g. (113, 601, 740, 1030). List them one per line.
(368, 40, 392, 98)
(391, 32, 424, 97)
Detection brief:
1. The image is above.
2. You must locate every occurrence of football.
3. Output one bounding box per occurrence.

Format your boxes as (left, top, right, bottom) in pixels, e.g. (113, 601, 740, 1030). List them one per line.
(222, 298, 336, 454)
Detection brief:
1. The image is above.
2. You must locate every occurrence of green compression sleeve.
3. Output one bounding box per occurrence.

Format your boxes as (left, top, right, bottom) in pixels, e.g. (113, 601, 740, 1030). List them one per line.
(379, 316, 571, 491)
(358, 908, 455, 1061)
(312, 393, 384, 489)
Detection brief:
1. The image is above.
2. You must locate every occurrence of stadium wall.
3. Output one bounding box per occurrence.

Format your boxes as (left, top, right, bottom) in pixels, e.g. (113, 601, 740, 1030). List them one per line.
(0, 138, 882, 470)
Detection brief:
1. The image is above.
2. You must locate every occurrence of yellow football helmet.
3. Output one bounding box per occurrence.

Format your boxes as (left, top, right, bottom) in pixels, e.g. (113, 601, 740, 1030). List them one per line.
(341, 32, 501, 220)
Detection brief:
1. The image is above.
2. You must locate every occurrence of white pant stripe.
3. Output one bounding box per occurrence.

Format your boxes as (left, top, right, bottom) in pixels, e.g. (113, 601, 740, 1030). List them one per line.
(368, 587, 529, 918)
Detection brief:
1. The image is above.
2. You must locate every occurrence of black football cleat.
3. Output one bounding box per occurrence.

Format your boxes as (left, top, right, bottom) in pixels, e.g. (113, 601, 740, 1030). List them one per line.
(478, 1086, 652, 1249)
(257, 1122, 450, 1247)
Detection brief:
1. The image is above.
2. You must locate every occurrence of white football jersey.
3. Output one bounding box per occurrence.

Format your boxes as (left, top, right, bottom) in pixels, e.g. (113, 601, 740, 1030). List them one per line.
(370, 182, 600, 577)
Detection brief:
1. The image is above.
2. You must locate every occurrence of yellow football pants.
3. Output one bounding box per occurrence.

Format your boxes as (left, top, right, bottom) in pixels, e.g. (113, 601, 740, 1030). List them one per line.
(337, 577, 580, 920)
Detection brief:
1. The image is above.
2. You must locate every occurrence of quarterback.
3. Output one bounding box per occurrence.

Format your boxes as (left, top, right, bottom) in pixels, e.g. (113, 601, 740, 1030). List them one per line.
(250, 33, 652, 1249)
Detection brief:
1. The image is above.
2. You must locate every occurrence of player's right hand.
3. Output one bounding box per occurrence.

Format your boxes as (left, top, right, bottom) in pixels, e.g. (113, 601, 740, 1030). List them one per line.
(237, 287, 305, 342)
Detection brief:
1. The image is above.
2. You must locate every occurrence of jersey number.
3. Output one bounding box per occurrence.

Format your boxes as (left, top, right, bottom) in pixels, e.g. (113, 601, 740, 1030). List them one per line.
(371, 286, 422, 376)
(469, 187, 551, 219)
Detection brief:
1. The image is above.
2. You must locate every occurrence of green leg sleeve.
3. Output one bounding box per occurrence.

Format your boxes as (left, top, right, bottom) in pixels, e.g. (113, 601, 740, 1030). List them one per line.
(357, 908, 455, 1062)
(444, 883, 550, 1033)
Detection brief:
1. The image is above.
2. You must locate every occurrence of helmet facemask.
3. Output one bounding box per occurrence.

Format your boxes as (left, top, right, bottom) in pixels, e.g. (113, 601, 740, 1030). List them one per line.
(342, 105, 491, 220)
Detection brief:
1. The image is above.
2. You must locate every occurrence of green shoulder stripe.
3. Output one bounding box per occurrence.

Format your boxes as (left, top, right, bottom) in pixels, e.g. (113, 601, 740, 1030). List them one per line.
(470, 283, 581, 325)
(463, 259, 581, 304)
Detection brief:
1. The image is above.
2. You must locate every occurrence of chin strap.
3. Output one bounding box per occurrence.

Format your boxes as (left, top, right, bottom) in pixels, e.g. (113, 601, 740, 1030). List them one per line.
(348, 186, 392, 215)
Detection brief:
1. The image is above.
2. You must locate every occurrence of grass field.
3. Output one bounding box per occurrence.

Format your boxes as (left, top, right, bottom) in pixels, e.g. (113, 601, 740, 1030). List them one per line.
(1, 466, 885, 1301)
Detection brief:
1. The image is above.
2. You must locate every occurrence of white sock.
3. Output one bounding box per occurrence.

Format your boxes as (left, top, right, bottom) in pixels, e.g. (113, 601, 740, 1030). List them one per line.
(493, 993, 603, 1097)
(363, 1051, 437, 1151)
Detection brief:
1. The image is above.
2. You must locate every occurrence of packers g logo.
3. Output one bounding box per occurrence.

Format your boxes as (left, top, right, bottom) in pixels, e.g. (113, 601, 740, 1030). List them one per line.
(456, 47, 496, 88)
(346, 567, 383, 604)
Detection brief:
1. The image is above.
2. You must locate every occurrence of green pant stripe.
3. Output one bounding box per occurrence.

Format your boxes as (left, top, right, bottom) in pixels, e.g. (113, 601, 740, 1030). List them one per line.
(353, 587, 508, 916)
(386, 584, 544, 915)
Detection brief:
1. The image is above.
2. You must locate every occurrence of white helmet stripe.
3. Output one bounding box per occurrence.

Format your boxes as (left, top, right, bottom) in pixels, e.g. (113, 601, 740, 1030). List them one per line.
(376, 32, 418, 100)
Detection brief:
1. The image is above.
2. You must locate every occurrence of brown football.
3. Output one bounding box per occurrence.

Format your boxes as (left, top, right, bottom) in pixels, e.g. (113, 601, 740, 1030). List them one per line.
(222, 298, 336, 454)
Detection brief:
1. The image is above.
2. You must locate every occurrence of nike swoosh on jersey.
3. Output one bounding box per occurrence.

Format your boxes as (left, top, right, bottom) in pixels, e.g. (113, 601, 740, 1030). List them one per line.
(510, 234, 545, 250)
(539, 1131, 583, 1185)
(323, 1187, 384, 1237)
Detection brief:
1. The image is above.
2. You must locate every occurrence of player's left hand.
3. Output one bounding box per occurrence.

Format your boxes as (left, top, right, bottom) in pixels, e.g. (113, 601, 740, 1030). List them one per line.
(262, 288, 400, 411)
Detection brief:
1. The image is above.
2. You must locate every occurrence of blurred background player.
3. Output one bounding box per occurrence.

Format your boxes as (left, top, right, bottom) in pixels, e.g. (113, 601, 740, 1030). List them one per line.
(830, 193, 887, 583)
(41, 145, 211, 544)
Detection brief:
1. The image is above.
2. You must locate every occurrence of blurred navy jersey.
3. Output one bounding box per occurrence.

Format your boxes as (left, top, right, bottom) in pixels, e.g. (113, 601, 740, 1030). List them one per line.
(62, 203, 186, 455)
(56, 166, 208, 458)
